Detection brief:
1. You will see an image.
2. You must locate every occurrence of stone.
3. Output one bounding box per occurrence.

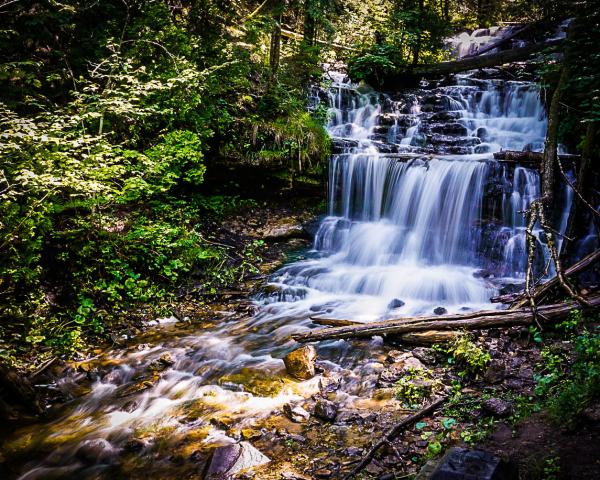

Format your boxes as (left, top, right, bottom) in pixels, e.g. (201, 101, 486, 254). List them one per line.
(148, 353, 174, 371)
(121, 400, 139, 413)
(412, 347, 438, 366)
(123, 439, 146, 453)
(482, 398, 514, 418)
(483, 360, 506, 384)
(428, 447, 516, 480)
(283, 403, 310, 423)
(313, 399, 338, 422)
(283, 346, 317, 380)
(387, 298, 406, 309)
(433, 307, 447, 315)
(204, 442, 270, 480)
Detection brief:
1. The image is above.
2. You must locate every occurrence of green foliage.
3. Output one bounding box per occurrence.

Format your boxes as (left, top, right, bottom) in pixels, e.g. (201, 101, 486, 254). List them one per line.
(534, 330, 600, 424)
(436, 334, 491, 378)
(395, 367, 443, 408)
(348, 0, 451, 83)
(0, 0, 334, 359)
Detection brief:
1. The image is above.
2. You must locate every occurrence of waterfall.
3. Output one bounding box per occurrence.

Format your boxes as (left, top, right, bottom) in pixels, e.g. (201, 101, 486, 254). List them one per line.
(265, 71, 573, 320)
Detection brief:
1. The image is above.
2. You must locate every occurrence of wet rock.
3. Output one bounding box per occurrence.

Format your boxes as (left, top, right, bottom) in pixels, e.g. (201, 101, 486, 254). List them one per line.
(426, 447, 516, 480)
(412, 347, 437, 366)
(148, 353, 174, 371)
(433, 307, 447, 315)
(483, 360, 506, 384)
(283, 345, 317, 380)
(76, 438, 117, 464)
(204, 442, 270, 480)
(482, 398, 514, 418)
(431, 122, 468, 136)
(102, 369, 124, 384)
(283, 403, 310, 423)
(313, 399, 338, 422)
(380, 352, 426, 384)
(387, 298, 405, 309)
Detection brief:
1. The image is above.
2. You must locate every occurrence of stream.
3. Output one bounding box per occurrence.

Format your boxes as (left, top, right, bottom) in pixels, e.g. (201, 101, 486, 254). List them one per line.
(3, 44, 580, 480)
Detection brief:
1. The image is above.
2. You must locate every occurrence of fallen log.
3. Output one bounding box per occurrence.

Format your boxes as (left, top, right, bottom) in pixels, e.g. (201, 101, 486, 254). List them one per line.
(312, 318, 459, 344)
(414, 38, 564, 76)
(381, 38, 564, 88)
(399, 330, 459, 344)
(509, 248, 600, 309)
(343, 396, 447, 480)
(494, 150, 580, 164)
(292, 294, 600, 343)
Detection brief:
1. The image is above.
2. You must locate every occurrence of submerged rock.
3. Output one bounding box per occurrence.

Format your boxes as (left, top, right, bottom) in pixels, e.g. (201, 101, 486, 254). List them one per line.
(433, 307, 447, 315)
(284, 345, 317, 380)
(313, 399, 338, 422)
(204, 442, 270, 479)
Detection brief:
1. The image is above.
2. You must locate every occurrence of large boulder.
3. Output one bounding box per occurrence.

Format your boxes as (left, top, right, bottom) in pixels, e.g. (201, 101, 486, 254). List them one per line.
(284, 346, 317, 380)
(204, 442, 270, 479)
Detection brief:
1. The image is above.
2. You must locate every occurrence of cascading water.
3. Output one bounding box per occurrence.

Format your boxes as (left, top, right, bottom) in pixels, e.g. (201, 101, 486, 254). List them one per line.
(264, 71, 563, 322)
(5, 61, 576, 480)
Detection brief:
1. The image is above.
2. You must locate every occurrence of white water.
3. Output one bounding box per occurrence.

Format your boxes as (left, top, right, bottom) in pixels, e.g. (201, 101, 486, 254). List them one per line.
(264, 72, 560, 323)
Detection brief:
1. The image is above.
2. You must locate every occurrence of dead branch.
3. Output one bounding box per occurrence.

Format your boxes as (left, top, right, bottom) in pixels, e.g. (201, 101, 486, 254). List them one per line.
(343, 396, 447, 480)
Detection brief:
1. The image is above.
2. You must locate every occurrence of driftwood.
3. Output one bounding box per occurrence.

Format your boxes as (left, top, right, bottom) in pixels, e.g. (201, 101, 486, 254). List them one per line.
(292, 294, 600, 343)
(343, 396, 447, 480)
(494, 150, 580, 164)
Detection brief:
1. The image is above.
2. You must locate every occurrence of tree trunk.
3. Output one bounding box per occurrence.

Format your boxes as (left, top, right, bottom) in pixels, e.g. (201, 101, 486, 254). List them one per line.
(269, 7, 283, 76)
(291, 294, 600, 343)
(303, 0, 316, 47)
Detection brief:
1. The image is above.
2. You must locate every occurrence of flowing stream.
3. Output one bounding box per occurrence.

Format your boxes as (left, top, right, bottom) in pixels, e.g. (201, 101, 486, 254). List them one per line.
(5, 68, 576, 479)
